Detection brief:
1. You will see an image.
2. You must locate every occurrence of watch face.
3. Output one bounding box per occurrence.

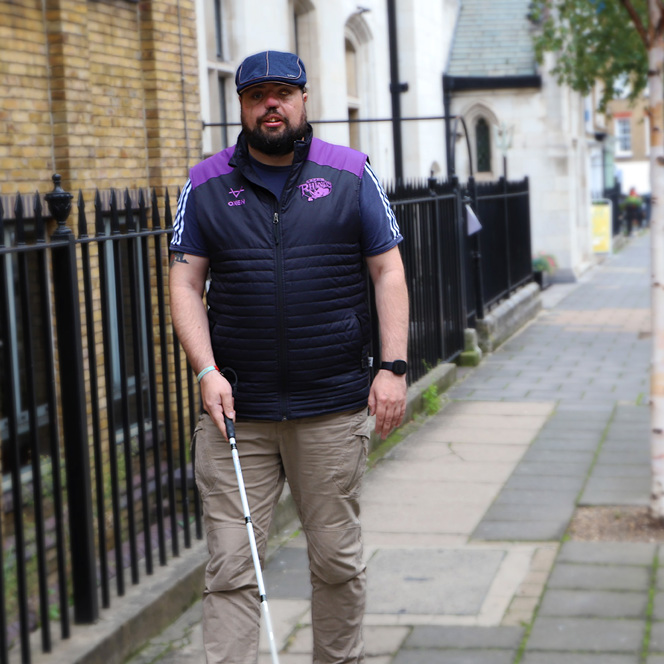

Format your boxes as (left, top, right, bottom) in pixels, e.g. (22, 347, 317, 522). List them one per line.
(392, 360, 408, 375)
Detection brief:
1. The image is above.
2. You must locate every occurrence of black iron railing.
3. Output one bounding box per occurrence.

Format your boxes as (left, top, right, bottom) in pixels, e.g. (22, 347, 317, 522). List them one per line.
(385, 178, 468, 382)
(0, 177, 200, 664)
(472, 177, 533, 311)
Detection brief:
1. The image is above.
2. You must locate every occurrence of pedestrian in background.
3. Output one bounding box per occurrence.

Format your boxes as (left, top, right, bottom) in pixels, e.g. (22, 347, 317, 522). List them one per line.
(621, 187, 644, 232)
(169, 50, 409, 663)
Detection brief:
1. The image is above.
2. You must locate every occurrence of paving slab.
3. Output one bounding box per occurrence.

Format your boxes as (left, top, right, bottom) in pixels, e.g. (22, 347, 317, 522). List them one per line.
(538, 589, 648, 618)
(362, 477, 500, 506)
(556, 541, 657, 566)
(591, 464, 651, 478)
(392, 649, 516, 664)
(371, 459, 518, 483)
(526, 617, 645, 652)
(512, 461, 591, 477)
(522, 654, 640, 663)
(645, 622, 664, 652)
(472, 519, 567, 542)
(442, 401, 554, 416)
(547, 563, 651, 592)
(365, 549, 505, 615)
(501, 474, 585, 493)
(580, 490, 650, 506)
(491, 489, 577, 507)
(265, 547, 311, 599)
(402, 624, 524, 649)
(482, 502, 580, 523)
(649, 595, 664, 621)
(361, 500, 487, 535)
(520, 449, 595, 464)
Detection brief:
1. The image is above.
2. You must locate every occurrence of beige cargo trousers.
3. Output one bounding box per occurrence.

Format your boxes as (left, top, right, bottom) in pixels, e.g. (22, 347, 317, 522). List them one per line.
(193, 407, 371, 663)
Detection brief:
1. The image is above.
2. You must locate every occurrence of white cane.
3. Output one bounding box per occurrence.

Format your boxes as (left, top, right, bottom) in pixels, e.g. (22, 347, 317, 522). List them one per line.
(224, 413, 280, 664)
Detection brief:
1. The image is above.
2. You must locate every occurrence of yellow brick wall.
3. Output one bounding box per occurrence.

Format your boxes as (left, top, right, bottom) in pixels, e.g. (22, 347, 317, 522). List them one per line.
(0, 0, 201, 199)
(0, 0, 55, 195)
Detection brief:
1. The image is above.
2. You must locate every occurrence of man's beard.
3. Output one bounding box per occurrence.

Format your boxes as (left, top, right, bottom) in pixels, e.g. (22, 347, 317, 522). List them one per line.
(242, 110, 308, 156)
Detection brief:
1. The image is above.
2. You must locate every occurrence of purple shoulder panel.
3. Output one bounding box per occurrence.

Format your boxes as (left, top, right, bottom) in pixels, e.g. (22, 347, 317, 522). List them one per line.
(190, 145, 236, 188)
(307, 138, 366, 179)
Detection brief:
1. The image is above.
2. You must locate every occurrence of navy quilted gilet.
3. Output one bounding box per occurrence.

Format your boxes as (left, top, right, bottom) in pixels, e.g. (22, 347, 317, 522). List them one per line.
(189, 129, 372, 420)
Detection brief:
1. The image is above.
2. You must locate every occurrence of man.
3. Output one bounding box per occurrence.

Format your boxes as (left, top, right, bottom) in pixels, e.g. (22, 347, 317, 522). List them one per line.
(169, 50, 408, 663)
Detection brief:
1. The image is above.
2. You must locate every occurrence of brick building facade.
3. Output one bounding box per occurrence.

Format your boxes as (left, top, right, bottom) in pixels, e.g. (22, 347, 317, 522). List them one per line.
(1, 0, 201, 200)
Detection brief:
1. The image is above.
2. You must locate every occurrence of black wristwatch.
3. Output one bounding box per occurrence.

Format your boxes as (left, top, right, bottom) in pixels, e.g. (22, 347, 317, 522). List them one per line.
(380, 360, 408, 376)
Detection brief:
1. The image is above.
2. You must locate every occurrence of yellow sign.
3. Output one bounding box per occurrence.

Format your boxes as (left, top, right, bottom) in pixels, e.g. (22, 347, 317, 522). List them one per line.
(591, 201, 612, 254)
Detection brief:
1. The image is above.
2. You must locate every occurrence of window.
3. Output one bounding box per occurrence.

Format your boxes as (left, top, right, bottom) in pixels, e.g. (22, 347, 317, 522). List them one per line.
(346, 39, 361, 151)
(199, 0, 234, 155)
(0, 222, 51, 473)
(615, 117, 632, 156)
(290, 0, 315, 57)
(214, 0, 225, 59)
(209, 73, 230, 152)
(476, 117, 491, 172)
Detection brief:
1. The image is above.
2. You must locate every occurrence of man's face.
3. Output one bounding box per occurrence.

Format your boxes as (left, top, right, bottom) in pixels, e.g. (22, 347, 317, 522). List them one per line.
(240, 82, 308, 157)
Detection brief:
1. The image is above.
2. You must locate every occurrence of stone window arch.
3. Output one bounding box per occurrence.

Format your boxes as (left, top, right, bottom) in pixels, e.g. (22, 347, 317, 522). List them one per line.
(461, 103, 499, 177)
(475, 117, 491, 173)
(344, 12, 374, 152)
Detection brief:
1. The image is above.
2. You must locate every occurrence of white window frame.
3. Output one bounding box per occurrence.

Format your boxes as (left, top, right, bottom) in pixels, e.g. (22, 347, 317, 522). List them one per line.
(197, 0, 235, 156)
(615, 117, 632, 157)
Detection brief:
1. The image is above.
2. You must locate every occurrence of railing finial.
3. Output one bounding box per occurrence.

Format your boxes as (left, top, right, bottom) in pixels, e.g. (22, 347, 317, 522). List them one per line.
(45, 173, 74, 237)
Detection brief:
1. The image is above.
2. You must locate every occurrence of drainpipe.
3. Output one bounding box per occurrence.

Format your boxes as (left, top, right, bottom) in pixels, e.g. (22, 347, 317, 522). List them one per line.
(443, 74, 453, 178)
(387, 0, 408, 183)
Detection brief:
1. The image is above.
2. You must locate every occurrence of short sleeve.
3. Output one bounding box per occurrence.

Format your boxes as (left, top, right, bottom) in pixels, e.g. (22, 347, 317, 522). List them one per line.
(359, 163, 403, 256)
(169, 179, 208, 257)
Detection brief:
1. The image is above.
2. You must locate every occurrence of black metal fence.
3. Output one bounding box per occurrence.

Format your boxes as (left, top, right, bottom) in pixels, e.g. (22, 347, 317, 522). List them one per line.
(470, 177, 533, 318)
(0, 172, 532, 663)
(386, 175, 533, 374)
(386, 178, 467, 382)
(0, 177, 201, 664)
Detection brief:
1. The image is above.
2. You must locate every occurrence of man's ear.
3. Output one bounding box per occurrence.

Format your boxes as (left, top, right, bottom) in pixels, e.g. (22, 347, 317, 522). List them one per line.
(303, 92, 308, 103)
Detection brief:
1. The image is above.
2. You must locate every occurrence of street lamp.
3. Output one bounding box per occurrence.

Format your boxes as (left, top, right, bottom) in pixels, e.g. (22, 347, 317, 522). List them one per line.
(493, 122, 514, 179)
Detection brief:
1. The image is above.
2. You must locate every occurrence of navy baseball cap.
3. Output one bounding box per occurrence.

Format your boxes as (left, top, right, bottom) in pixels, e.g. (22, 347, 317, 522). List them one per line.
(235, 51, 307, 93)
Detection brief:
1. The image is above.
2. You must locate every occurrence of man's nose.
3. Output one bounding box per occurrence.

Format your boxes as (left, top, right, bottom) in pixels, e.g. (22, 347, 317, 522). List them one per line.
(262, 91, 281, 107)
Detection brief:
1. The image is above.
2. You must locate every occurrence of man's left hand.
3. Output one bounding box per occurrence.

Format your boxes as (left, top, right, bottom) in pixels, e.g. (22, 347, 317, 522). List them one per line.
(368, 370, 407, 439)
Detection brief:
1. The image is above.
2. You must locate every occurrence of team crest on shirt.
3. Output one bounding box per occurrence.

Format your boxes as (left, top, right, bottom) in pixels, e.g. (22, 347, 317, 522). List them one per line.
(298, 178, 332, 202)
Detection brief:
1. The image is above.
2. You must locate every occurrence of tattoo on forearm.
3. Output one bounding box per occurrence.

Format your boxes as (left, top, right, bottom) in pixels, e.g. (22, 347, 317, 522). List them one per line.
(170, 252, 189, 267)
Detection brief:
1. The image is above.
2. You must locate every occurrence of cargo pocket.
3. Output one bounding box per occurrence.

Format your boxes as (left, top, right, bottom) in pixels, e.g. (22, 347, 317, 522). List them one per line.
(333, 410, 370, 498)
(192, 416, 219, 500)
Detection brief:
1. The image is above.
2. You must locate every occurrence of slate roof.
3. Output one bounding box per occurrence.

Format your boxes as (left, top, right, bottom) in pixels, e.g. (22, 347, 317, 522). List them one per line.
(447, 0, 537, 78)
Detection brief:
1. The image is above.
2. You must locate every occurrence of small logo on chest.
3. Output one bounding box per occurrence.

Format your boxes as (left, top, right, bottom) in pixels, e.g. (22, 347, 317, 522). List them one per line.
(298, 178, 332, 202)
(228, 187, 246, 206)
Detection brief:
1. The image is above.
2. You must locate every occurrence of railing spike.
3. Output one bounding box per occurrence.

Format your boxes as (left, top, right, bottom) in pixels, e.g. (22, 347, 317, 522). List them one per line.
(78, 191, 88, 239)
(94, 189, 105, 237)
(138, 189, 148, 231)
(125, 188, 135, 233)
(15, 193, 25, 246)
(151, 188, 161, 230)
(34, 191, 45, 243)
(164, 188, 173, 231)
(110, 189, 120, 235)
(0, 195, 4, 248)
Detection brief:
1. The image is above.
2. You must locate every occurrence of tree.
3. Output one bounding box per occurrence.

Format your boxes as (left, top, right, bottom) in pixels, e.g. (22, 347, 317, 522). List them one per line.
(531, 0, 664, 519)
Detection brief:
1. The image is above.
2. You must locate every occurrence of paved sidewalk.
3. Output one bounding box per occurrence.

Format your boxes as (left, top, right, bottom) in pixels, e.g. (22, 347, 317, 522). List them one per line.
(126, 231, 654, 663)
